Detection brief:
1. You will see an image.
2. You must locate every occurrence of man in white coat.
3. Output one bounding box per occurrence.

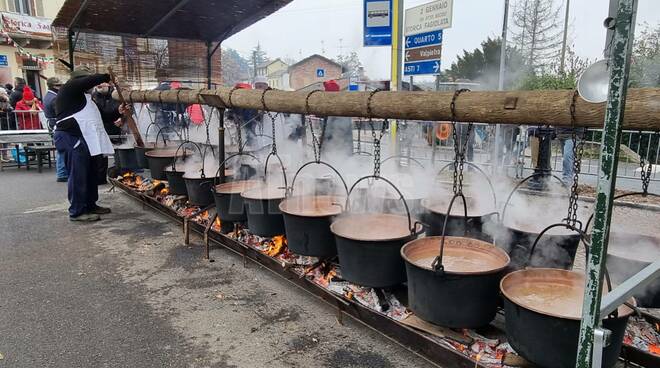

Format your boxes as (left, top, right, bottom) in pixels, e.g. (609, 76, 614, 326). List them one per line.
(53, 67, 128, 222)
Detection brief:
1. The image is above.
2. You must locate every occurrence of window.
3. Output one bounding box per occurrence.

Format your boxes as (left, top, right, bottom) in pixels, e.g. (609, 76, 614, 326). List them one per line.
(14, 0, 33, 15)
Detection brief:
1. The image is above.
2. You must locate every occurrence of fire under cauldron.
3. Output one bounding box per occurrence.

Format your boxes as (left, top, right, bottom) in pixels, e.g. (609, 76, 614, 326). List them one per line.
(280, 195, 344, 257)
(241, 185, 287, 237)
(401, 236, 510, 328)
(500, 268, 635, 368)
(607, 232, 660, 307)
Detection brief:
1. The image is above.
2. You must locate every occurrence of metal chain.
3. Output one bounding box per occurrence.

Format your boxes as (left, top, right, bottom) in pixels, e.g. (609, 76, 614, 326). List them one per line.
(366, 89, 385, 176)
(567, 90, 584, 227)
(261, 88, 280, 154)
(356, 121, 362, 152)
(305, 90, 323, 161)
(226, 87, 244, 153)
(450, 89, 471, 195)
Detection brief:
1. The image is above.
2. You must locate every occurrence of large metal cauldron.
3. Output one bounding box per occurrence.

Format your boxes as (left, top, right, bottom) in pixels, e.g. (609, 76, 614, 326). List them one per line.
(145, 148, 180, 180)
(241, 186, 287, 237)
(135, 143, 156, 169)
(500, 269, 634, 368)
(213, 180, 261, 223)
(280, 195, 344, 257)
(331, 213, 423, 288)
(401, 236, 509, 328)
(183, 169, 233, 207)
(115, 147, 139, 170)
(421, 197, 498, 242)
(165, 168, 187, 195)
(498, 222, 580, 270)
(607, 232, 660, 307)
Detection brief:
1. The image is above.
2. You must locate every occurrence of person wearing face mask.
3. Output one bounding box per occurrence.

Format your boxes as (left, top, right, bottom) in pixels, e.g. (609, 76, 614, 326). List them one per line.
(44, 77, 68, 182)
(54, 67, 130, 222)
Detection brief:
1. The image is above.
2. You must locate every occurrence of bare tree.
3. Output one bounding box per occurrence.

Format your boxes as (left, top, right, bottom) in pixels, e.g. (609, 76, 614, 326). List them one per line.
(511, 0, 563, 72)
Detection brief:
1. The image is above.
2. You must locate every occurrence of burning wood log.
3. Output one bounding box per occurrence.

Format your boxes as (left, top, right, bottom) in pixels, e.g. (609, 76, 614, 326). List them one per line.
(114, 87, 660, 130)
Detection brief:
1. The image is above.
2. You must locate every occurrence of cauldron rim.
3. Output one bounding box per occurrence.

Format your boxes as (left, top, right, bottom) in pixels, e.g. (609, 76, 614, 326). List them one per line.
(500, 268, 636, 320)
(330, 213, 421, 242)
(279, 195, 344, 218)
(214, 180, 261, 194)
(401, 236, 510, 275)
(421, 197, 495, 217)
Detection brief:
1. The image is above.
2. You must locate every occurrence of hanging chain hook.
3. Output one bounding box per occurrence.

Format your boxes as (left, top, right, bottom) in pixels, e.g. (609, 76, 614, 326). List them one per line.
(261, 88, 280, 154)
(366, 89, 386, 176)
(450, 88, 471, 195)
(566, 90, 584, 228)
(640, 131, 656, 194)
(305, 90, 324, 162)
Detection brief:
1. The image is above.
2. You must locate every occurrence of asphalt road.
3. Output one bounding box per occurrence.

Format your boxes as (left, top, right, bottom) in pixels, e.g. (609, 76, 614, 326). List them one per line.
(0, 168, 436, 368)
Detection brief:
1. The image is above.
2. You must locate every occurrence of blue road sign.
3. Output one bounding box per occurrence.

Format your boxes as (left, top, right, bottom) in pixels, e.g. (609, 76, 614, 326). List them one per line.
(316, 68, 325, 78)
(404, 60, 441, 76)
(363, 0, 392, 47)
(0, 55, 7, 67)
(405, 30, 443, 49)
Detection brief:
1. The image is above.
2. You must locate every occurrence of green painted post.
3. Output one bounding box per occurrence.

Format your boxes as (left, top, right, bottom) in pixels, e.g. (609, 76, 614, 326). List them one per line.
(575, 0, 638, 367)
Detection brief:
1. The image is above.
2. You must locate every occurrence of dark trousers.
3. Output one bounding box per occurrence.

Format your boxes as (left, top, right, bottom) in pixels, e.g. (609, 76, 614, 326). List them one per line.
(53, 131, 99, 217)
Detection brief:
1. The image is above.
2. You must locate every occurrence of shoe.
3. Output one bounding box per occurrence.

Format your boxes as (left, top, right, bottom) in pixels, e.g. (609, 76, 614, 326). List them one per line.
(90, 205, 111, 214)
(70, 213, 101, 222)
(56, 177, 68, 182)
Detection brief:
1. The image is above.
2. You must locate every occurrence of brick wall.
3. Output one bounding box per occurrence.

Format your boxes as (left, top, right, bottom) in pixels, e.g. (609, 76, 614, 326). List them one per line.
(289, 56, 342, 90)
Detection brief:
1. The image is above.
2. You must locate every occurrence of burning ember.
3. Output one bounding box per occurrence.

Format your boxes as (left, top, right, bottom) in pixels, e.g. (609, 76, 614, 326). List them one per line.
(192, 210, 210, 225)
(265, 235, 287, 257)
(624, 317, 660, 356)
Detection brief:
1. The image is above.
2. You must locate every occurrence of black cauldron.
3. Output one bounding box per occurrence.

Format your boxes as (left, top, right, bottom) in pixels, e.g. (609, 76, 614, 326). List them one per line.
(402, 236, 510, 328)
(280, 195, 344, 257)
(241, 185, 287, 237)
(501, 269, 634, 368)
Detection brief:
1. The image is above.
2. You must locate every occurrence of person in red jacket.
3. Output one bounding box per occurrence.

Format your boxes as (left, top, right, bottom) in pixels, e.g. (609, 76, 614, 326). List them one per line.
(15, 86, 44, 130)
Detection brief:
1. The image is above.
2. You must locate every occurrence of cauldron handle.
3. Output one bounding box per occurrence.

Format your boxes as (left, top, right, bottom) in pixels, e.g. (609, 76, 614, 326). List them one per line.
(346, 175, 414, 235)
(436, 161, 498, 214)
(290, 160, 349, 198)
(525, 222, 587, 269)
(144, 122, 158, 141)
(199, 144, 217, 179)
(264, 152, 289, 195)
(500, 172, 568, 225)
(381, 155, 425, 169)
(430, 193, 469, 274)
(583, 192, 660, 231)
(212, 152, 261, 187)
(173, 141, 202, 172)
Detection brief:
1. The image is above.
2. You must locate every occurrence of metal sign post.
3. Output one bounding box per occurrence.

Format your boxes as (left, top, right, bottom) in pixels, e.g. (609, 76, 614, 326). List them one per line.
(575, 0, 638, 366)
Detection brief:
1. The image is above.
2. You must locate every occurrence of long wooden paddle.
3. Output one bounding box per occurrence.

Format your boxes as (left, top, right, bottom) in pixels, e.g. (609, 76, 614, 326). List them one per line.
(107, 66, 144, 147)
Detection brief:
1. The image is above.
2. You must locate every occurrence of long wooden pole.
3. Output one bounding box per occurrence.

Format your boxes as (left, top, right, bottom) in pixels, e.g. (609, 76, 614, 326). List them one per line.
(114, 88, 660, 130)
(108, 67, 145, 147)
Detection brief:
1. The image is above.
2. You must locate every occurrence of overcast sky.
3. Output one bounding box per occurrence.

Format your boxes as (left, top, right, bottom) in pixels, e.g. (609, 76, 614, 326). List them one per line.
(223, 0, 660, 81)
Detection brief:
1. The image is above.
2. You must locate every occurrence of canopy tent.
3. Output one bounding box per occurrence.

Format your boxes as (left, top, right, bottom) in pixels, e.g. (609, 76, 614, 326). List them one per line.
(51, 0, 293, 88)
(52, 0, 293, 41)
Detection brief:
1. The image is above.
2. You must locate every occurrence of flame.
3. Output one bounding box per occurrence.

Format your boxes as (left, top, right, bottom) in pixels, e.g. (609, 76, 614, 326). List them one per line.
(160, 187, 170, 196)
(135, 176, 143, 186)
(200, 210, 209, 221)
(213, 216, 222, 230)
(319, 269, 337, 287)
(122, 172, 134, 178)
(650, 344, 660, 355)
(473, 353, 482, 368)
(266, 235, 287, 257)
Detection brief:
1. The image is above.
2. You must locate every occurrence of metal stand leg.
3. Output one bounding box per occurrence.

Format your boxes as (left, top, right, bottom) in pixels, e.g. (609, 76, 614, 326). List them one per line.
(203, 213, 217, 261)
(183, 218, 190, 245)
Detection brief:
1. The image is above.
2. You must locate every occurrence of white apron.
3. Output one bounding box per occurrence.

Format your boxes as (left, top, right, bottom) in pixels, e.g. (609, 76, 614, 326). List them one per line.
(56, 94, 114, 156)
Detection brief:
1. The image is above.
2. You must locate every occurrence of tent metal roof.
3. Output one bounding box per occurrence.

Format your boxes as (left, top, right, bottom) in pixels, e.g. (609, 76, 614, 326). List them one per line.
(53, 0, 293, 41)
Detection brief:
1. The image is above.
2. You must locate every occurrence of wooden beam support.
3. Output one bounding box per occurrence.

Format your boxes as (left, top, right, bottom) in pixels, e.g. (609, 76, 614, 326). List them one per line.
(115, 88, 660, 130)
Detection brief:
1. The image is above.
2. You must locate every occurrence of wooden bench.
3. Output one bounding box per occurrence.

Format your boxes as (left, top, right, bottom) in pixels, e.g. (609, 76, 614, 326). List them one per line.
(23, 145, 56, 173)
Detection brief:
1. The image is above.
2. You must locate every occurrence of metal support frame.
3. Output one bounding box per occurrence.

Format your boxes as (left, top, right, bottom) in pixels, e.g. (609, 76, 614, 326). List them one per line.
(576, 0, 638, 366)
(601, 260, 660, 316)
(218, 108, 226, 183)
